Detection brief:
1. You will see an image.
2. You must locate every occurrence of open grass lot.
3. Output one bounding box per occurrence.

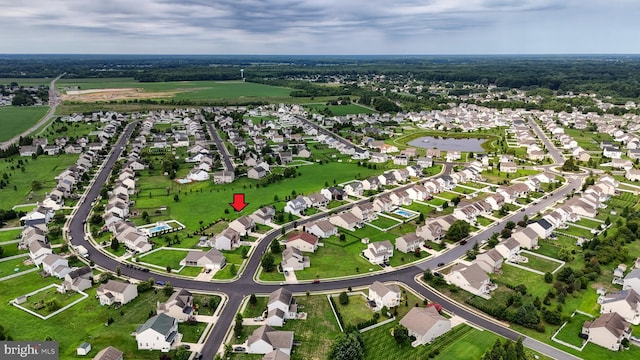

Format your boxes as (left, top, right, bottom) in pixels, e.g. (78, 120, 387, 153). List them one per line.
(290, 238, 374, 280)
(24, 286, 86, 317)
(0, 106, 48, 142)
(57, 78, 293, 100)
(335, 286, 424, 328)
(0, 257, 35, 277)
(362, 323, 498, 360)
(134, 161, 382, 230)
(571, 218, 602, 229)
(305, 103, 375, 115)
(0, 243, 27, 258)
(520, 252, 563, 273)
(42, 121, 98, 144)
(0, 154, 79, 207)
(0, 229, 21, 242)
(137, 247, 189, 270)
(499, 265, 549, 298)
(563, 128, 613, 152)
(178, 321, 207, 343)
(243, 296, 269, 319)
(367, 216, 401, 229)
(559, 224, 594, 238)
(482, 168, 541, 183)
(0, 272, 172, 360)
(554, 313, 592, 348)
(281, 294, 341, 360)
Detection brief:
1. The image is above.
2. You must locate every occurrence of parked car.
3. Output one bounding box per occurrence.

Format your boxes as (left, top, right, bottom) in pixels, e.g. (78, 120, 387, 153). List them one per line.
(312, 279, 321, 284)
(437, 262, 445, 267)
(155, 281, 166, 286)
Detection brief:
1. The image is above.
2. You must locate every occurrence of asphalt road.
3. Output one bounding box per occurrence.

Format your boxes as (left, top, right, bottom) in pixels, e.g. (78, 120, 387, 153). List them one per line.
(294, 115, 367, 153)
(68, 121, 581, 360)
(0, 74, 64, 150)
(206, 122, 235, 171)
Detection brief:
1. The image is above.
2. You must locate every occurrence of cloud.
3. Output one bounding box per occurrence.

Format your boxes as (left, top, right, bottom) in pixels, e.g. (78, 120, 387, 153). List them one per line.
(0, 0, 636, 54)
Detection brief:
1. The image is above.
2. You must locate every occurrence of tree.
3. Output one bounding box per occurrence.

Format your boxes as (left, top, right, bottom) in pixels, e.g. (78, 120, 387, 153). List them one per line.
(110, 238, 120, 251)
(445, 220, 471, 242)
(393, 325, 409, 345)
(234, 313, 243, 337)
(175, 347, 190, 360)
(173, 194, 180, 202)
(505, 221, 516, 230)
(249, 293, 257, 306)
(229, 263, 237, 276)
(270, 240, 281, 254)
(328, 331, 365, 360)
(261, 254, 276, 272)
(339, 291, 349, 305)
(116, 266, 121, 277)
(423, 268, 433, 282)
(163, 282, 174, 296)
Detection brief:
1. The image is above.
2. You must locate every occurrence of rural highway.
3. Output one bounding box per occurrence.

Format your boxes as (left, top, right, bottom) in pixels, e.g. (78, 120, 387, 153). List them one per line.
(0, 74, 64, 150)
(205, 122, 235, 171)
(69, 120, 582, 360)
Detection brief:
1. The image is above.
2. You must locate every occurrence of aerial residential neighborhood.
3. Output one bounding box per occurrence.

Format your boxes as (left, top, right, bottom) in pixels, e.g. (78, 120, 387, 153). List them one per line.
(2, 5, 640, 359)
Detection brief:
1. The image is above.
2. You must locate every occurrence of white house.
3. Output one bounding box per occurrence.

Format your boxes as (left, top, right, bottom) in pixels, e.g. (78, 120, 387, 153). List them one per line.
(284, 197, 307, 216)
(395, 233, 424, 253)
(368, 281, 401, 309)
(157, 288, 194, 322)
(445, 263, 495, 298)
(181, 249, 226, 270)
(495, 238, 521, 260)
(399, 306, 451, 347)
(247, 326, 294, 355)
(306, 220, 337, 239)
(623, 269, 640, 294)
(136, 313, 181, 352)
(362, 240, 394, 265)
(41, 254, 70, 278)
(96, 280, 138, 306)
(267, 288, 297, 327)
(286, 232, 319, 253)
(281, 247, 310, 272)
(228, 216, 255, 237)
(599, 289, 640, 325)
(213, 228, 240, 251)
(329, 213, 363, 231)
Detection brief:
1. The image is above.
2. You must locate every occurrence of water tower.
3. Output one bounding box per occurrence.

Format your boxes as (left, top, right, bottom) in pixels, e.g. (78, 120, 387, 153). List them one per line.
(240, 69, 245, 82)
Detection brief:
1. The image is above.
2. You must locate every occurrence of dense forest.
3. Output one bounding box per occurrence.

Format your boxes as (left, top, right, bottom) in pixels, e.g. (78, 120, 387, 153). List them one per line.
(2, 54, 640, 99)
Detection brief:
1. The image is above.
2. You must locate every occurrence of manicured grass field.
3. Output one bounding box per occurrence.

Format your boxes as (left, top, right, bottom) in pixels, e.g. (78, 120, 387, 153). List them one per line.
(367, 216, 401, 229)
(291, 238, 374, 280)
(0, 106, 48, 142)
(0, 272, 172, 360)
(0, 154, 79, 207)
(57, 78, 293, 100)
(560, 225, 594, 238)
(553, 313, 592, 348)
(243, 296, 269, 319)
(571, 218, 602, 229)
(42, 121, 97, 144)
(334, 293, 374, 326)
(137, 248, 189, 270)
(0, 229, 21, 242)
(499, 264, 548, 298)
(0, 257, 35, 277)
(520, 252, 563, 273)
(24, 287, 86, 317)
(134, 161, 382, 230)
(476, 216, 493, 227)
(362, 322, 498, 360)
(178, 321, 208, 343)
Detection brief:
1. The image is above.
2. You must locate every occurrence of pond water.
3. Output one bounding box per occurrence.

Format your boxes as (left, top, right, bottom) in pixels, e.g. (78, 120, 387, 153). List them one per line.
(408, 136, 486, 152)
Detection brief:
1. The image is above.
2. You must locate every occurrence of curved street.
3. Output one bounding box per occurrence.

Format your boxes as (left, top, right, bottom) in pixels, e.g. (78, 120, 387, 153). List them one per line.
(69, 121, 581, 360)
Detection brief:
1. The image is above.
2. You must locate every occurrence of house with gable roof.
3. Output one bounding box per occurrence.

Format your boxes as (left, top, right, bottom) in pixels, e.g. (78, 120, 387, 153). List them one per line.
(362, 240, 394, 265)
(582, 313, 631, 351)
(157, 288, 194, 322)
(399, 306, 451, 347)
(136, 313, 181, 352)
(266, 288, 298, 327)
(368, 281, 401, 309)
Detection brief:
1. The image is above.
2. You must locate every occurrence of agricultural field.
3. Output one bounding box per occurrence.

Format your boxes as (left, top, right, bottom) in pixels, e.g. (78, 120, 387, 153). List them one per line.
(0, 106, 48, 142)
(305, 103, 375, 115)
(57, 78, 293, 102)
(0, 154, 80, 207)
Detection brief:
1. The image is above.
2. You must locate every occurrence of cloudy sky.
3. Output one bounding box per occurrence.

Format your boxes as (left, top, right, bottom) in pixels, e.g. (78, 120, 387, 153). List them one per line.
(0, 0, 637, 54)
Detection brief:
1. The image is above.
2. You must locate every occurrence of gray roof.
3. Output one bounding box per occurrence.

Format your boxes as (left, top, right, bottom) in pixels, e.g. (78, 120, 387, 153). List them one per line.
(98, 280, 134, 294)
(624, 268, 640, 281)
(602, 289, 640, 307)
(451, 263, 489, 289)
(136, 313, 176, 336)
(269, 288, 293, 306)
(247, 325, 294, 350)
(263, 350, 291, 360)
(399, 306, 448, 336)
(369, 281, 400, 298)
(585, 312, 630, 337)
(92, 346, 123, 360)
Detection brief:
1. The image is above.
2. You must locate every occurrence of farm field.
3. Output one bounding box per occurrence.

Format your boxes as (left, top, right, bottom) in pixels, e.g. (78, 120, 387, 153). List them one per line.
(0, 154, 80, 207)
(305, 103, 375, 115)
(0, 106, 49, 142)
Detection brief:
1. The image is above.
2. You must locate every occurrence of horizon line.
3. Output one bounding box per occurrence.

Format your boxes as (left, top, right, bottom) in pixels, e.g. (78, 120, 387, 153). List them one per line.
(1, 53, 640, 57)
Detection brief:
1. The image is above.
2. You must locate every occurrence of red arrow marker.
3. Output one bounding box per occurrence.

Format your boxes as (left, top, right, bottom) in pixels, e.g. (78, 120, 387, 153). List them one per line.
(230, 193, 249, 212)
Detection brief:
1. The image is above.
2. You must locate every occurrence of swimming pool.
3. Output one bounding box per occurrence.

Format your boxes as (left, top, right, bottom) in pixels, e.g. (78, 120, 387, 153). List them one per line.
(149, 224, 171, 234)
(176, 178, 190, 184)
(393, 209, 415, 218)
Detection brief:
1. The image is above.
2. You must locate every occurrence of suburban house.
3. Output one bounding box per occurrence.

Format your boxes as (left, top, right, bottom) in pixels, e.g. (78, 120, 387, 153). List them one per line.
(399, 306, 451, 347)
(368, 281, 401, 309)
(212, 228, 240, 251)
(473, 248, 504, 274)
(247, 325, 294, 355)
(445, 263, 495, 298)
(306, 220, 337, 239)
(262, 350, 290, 360)
(92, 346, 123, 360)
(582, 312, 632, 351)
(527, 219, 554, 240)
(329, 212, 363, 231)
(248, 166, 268, 179)
(395, 233, 424, 253)
(96, 280, 138, 306)
(362, 240, 394, 265)
(181, 248, 226, 270)
(286, 232, 319, 253)
(228, 216, 255, 236)
(41, 254, 70, 278)
(29, 240, 52, 266)
(157, 289, 194, 322)
(372, 195, 394, 212)
(281, 247, 310, 272)
(495, 238, 521, 260)
(284, 197, 307, 216)
(599, 289, 640, 325)
(60, 266, 93, 293)
(623, 269, 640, 294)
(344, 181, 364, 196)
(213, 170, 235, 184)
(351, 203, 377, 222)
(136, 313, 181, 352)
(267, 288, 298, 327)
(251, 206, 276, 225)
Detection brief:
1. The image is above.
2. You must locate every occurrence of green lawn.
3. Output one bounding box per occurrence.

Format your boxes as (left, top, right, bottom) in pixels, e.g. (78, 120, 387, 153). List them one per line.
(137, 248, 189, 270)
(554, 313, 592, 348)
(0, 229, 21, 242)
(571, 218, 602, 229)
(193, 294, 221, 316)
(0, 257, 35, 277)
(559, 225, 594, 238)
(288, 239, 374, 280)
(476, 216, 493, 227)
(520, 252, 563, 273)
(499, 264, 549, 299)
(134, 161, 382, 230)
(0, 243, 27, 258)
(362, 323, 498, 360)
(0, 272, 172, 360)
(243, 296, 269, 319)
(178, 321, 207, 343)
(0, 106, 49, 142)
(335, 294, 376, 327)
(367, 216, 401, 229)
(0, 154, 80, 207)
(23, 286, 86, 317)
(43, 121, 97, 144)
